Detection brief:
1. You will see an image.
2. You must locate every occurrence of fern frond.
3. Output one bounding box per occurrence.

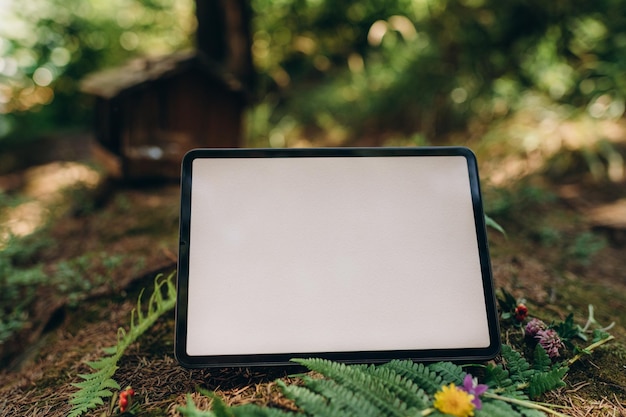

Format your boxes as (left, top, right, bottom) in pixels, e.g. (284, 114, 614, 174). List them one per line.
(362, 364, 430, 409)
(527, 367, 568, 399)
(67, 271, 177, 417)
(299, 376, 392, 417)
(84, 359, 113, 370)
(381, 360, 443, 394)
(179, 387, 295, 417)
(279, 380, 333, 415)
(476, 400, 519, 417)
(135, 288, 146, 324)
(232, 404, 298, 417)
(177, 394, 217, 417)
(532, 344, 552, 372)
(483, 363, 513, 390)
(101, 346, 117, 355)
(501, 345, 533, 383)
(293, 358, 410, 417)
(201, 389, 237, 417)
(427, 361, 465, 385)
(519, 407, 549, 417)
(71, 371, 120, 388)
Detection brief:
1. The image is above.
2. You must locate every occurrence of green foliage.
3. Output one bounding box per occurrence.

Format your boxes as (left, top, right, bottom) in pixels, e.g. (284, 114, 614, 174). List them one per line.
(0, 229, 135, 344)
(496, 287, 523, 323)
(177, 394, 216, 417)
(3, 0, 624, 146)
(0, 231, 50, 344)
(552, 313, 586, 347)
(566, 231, 607, 266)
(527, 367, 568, 400)
(0, 0, 193, 142)
(484, 345, 568, 400)
(68, 272, 177, 417)
(485, 185, 557, 222)
(476, 401, 522, 417)
(248, 0, 626, 146)
(53, 252, 133, 306)
(485, 214, 507, 237)
(532, 344, 553, 373)
(179, 354, 570, 417)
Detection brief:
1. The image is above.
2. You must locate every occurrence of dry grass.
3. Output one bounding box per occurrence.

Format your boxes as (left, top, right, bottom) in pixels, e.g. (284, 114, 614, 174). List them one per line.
(546, 389, 626, 417)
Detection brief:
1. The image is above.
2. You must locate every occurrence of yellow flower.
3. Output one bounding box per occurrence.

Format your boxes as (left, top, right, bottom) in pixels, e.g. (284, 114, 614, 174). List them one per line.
(433, 383, 476, 417)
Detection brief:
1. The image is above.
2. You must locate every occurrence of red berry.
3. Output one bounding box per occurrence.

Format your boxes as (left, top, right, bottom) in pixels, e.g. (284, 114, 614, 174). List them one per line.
(514, 304, 528, 322)
(119, 388, 135, 412)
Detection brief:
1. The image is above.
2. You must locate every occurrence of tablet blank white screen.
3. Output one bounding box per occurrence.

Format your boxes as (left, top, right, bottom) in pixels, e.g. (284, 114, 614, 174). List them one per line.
(186, 156, 490, 356)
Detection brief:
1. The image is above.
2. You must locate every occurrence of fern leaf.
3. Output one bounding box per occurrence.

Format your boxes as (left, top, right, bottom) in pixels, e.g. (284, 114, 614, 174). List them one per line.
(381, 360, 443, 394)
(532, 344, 552, 372)
(85, 359, 113, 370)
(483, 363, 513, 390)
(298, 376, 389, 417)
(527, 367, 568, 399)
(71, 375, 118, 390)
(232, 404, 298, 417)
(476, 401, 520, 417)
(75, 371, 108, 381)
(101, 346, 117, 355)
(293, 358, 409, 417)
(177, 394, 217, 417)
(67, 403, 97, 417)
(201, 390, 236, 417)
(279, 381, 332, 414)
(68, 393, 104, 406)
(519, 407, 547, 417)
(485, 214, 507, 237)
(362, 365, 430, 409)
(427, 361, 465, 385)
(67, 272, 177, 417)
(135, 288, 146, 323)
(501, 345, 533, 383)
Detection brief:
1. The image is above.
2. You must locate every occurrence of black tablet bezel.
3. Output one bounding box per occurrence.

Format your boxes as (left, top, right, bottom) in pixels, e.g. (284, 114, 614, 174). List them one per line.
(175, 147, 500, 368)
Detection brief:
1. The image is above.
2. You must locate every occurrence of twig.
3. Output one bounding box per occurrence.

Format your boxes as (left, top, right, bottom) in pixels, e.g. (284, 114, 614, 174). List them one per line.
(567, 335, 615, 366)
(483, 392, 570, 417)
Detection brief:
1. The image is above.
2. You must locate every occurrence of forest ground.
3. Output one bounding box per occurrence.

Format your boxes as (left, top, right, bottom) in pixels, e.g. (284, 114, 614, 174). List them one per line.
(0, 134, 625, 416)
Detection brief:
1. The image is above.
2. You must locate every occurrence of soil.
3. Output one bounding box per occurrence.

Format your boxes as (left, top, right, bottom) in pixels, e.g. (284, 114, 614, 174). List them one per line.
(0, 138, 625, 416)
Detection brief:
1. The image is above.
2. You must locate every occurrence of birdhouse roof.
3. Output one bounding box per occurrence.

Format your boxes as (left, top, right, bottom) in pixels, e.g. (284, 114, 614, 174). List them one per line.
(80, 50, 243, 99)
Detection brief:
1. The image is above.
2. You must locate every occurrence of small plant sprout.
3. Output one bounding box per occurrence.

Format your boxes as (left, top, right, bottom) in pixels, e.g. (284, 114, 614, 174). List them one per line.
(68, 272, 176, 417)
(582, 304, 615, 334)
(497, 288, 528, 326)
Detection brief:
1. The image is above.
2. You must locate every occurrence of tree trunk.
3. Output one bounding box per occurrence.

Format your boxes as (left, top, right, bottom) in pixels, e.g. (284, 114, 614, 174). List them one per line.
(195, 0, 254, 92)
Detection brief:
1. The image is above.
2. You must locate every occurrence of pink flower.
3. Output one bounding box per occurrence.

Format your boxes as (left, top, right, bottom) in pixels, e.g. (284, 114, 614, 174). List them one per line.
(525, 318, 547, 338)
(460, 374, 488, 410)
(535, 329, 564, 359)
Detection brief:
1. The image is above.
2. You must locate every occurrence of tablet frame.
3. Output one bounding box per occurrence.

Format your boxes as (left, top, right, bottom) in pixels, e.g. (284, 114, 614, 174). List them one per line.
(175, 147, 500, 367)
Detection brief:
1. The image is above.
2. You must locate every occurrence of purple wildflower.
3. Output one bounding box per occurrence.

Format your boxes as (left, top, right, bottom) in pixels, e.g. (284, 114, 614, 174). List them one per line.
(460, 374, 488, 410)
(535, 329, 564, 359)
(525, 318, 548, 338)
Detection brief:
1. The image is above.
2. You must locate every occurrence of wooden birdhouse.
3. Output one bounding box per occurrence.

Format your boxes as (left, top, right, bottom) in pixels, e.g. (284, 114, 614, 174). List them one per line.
(81, 51, 246, 180)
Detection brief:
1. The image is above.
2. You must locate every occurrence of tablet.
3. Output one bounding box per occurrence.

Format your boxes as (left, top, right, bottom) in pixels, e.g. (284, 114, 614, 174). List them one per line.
(175, 147, 500, 367)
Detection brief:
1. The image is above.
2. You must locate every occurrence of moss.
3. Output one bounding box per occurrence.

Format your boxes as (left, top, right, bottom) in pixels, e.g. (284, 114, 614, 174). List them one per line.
(567, 347, 626, 399)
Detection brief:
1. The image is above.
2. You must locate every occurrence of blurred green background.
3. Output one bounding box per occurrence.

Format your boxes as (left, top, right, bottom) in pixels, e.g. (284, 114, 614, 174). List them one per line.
(1, 0, 625, 157)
